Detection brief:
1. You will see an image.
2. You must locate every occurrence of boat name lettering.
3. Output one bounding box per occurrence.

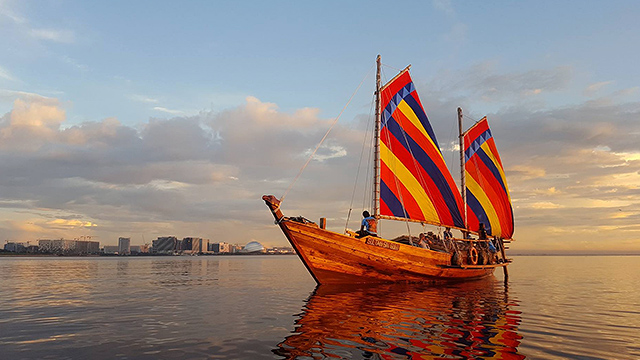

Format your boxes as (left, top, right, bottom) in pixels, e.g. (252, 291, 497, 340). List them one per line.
(365, 238, 399, 251)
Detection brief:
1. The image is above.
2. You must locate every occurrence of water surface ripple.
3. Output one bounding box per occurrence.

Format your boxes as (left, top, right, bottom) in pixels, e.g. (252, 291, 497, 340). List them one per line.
(0, 255, 638, 359)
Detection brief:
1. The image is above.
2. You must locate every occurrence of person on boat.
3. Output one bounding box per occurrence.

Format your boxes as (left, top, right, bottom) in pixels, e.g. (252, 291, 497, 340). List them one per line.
(487, 237, 498, 264)
(443, 227, 453, 240)
(357, 211, 377, 238)
(478, 223, 488, 240)
(418, 233, 429, 249)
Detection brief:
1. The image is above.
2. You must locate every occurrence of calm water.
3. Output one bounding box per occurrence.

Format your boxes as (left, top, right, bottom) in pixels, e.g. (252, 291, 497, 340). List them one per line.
(0, 255, 638, 359)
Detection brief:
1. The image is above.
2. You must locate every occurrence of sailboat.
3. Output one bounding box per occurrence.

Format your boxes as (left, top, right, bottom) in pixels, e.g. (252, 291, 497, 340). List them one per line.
(263, 55, 514, 284)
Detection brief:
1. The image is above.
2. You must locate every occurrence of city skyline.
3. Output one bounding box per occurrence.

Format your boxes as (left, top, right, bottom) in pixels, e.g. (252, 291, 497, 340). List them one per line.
(2, 1, 640, 253)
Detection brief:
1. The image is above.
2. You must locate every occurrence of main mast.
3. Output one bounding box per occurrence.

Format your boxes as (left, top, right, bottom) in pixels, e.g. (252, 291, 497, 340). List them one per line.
(373, 55, 382, 218)
(458, 107, 467, 233)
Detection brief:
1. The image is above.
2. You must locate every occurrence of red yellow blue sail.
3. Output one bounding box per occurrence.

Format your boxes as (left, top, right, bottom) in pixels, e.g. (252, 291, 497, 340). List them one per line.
(464, 117, 514, 239)
(379, 71, 465, 228)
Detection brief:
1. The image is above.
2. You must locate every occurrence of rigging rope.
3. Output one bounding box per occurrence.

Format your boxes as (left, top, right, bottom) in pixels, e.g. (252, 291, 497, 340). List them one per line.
(345, 95, 375, 232)
(362, 122, 374, 212)
(280, 64, 375, 204)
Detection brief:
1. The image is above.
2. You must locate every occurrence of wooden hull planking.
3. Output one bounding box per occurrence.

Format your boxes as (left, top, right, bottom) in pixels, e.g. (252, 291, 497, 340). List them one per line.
(278, 219, 495, 284)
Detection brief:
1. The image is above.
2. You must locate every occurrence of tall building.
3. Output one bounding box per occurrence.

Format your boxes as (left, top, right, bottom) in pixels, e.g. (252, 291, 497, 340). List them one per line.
(182, 237, 209, 254)
(182, 237, 194, 251)
(152, 236, 179, 254)
(38, 239, 99, 255)
(210, 242, 230, 254)
(118, 237, 131, 255)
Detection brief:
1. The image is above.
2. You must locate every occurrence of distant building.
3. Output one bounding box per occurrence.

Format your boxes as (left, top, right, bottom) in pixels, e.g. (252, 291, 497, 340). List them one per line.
(130, 244, 149, 254)
(182, 237, 193, 251)
(152, 236, 179, 254)
(240, 241, 265, 254)
(103, 245, 119, 254)
(76, 240, 100, 254)
(182, 237, 209, 254)
(38, 239, 99, 255)
(267, 247, 295, 254)
(118, 237, 131, 255)
(4, 242, 26, 253)
(210, 242, 230, 254)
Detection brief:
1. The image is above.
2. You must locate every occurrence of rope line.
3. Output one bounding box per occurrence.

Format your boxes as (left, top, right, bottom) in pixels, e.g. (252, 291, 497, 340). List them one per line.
(345, 94, 375, 232)
(280, 64, 374, 203)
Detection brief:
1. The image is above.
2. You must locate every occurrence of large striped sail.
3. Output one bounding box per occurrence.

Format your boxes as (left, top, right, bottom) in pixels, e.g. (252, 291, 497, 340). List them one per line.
(379, 70, 465, 228)
(464, 117, 514, 239)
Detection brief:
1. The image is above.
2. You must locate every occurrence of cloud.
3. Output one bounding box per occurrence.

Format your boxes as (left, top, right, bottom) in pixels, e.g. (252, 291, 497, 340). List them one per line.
(2, 63, 640, 252)
(0, 89, 52, 103)
(0, 65, 17, 82)
(130, 94, 159, 104)
(153, 106, 183, 115)
(0, 95, 365, 245)
(60, 55, 89, 71)
(584, 81, 613, 96)
(46, 218, 97, 229)
(432, 0, 455, 15)
(0, 2, 25, 24)
(29, 28, 75, 43)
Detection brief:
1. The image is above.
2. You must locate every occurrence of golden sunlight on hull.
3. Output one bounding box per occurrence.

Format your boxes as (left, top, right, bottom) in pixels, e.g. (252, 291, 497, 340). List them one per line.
(263, 195, 505, 284)
(280, 219, 495, 284)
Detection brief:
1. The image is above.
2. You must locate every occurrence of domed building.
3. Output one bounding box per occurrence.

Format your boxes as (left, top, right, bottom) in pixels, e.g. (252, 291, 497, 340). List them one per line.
(241, 241, 265, 254)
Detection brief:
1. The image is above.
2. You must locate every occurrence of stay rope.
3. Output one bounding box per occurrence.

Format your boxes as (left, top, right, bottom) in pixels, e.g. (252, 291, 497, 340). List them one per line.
(280, 64, 375, 204)
(345, 95, 375, 232)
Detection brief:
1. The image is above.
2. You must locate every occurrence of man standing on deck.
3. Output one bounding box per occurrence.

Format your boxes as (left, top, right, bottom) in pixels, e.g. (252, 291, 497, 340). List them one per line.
(357, 211, 377, 238)
(478, 223, 488, 240)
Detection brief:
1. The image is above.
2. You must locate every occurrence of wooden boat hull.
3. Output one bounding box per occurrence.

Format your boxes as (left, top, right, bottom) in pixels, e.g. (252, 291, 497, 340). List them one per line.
(278, 218, 495, 284)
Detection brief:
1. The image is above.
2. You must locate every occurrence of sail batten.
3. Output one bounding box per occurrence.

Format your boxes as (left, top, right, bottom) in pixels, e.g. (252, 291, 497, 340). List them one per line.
(379, 71, 465, 228)
(463, 117, 514, 239)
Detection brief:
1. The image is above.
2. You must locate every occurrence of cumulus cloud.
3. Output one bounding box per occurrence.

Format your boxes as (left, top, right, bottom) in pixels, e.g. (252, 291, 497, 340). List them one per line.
(0, 94, 366, 245)
(2, 63, 640, 253)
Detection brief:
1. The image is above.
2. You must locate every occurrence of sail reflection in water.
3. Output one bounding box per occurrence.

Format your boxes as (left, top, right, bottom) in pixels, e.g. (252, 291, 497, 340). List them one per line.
(274, 278, 524, 359)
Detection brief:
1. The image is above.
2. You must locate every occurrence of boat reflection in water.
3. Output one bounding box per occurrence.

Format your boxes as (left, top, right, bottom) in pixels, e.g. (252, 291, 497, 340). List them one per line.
(274, 278, 524, 359)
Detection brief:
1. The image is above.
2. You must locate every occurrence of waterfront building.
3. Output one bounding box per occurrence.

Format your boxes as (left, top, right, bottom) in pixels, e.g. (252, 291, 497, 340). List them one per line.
(103, 245, 119, 254)
(118, 237, 131, 255)
(75, 240, 100, 254)
(240, 241, 266, 254)
(152, 236, 179, 254)
(267, 247, 295, 254)
(130, 244, 149, 254)
(38, 239, 99, 255)
(210, 242, 230, 254)
(182, 237, 193, 251)
(182, 237, 210, 254)
(4, 242, 27, 253)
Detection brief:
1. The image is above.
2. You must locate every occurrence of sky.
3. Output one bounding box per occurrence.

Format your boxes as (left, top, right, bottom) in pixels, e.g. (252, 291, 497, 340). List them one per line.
(1, 0, 640, 253)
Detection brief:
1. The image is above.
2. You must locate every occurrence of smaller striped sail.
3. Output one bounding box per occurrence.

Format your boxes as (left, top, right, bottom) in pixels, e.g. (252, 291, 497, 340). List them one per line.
(379, 70, 465, 229)
(464, 117, 514, 239)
